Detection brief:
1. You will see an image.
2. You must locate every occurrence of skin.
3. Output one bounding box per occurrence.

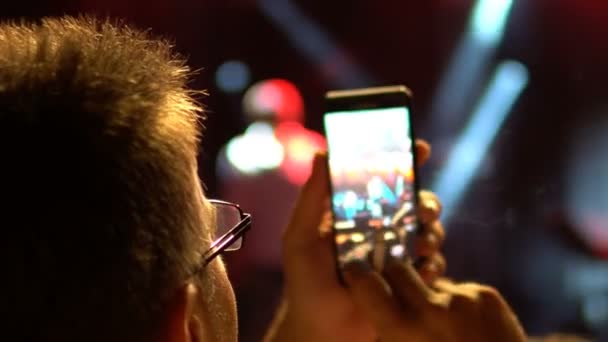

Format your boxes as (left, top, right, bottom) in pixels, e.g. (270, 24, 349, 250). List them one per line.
(266, 140, 526, 342)
(160, 171, 238, 342)
(159, 140, 524, 342)
(344, 263, 527, 342)
(265, 140, 449, 342)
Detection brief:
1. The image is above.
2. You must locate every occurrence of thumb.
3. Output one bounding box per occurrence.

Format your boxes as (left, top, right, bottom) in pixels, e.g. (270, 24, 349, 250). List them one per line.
(283, 151, 330, 250)
(343, 263, 405, 341)
(384, 260, 432, 311)
(281, 152, 337, 295)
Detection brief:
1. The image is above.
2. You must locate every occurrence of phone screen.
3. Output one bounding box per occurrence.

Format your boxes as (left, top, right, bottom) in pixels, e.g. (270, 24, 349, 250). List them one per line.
(324, 106, 417, 272)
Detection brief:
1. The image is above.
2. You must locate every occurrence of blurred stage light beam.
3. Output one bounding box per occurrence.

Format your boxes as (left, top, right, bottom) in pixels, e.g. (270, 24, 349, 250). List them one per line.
(471, 0, 515, 45)
(432, 60, 529, 221)
(428, 0, 515, 135)
(257, 0, 374, 88)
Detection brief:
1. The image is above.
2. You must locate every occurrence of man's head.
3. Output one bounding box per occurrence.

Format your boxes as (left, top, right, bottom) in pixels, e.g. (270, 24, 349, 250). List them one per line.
(0, 16, 236, 341)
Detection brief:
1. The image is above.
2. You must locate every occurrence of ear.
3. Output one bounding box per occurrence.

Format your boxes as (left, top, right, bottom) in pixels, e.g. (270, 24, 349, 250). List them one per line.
(158, 282, 204, 342)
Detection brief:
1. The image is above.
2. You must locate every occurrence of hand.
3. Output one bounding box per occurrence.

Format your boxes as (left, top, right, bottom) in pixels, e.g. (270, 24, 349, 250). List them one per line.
(344, 261, 527, 342)
(265, 140, 445, 342)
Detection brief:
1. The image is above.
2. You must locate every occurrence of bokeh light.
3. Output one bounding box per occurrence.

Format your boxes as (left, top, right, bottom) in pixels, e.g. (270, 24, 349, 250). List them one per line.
(242, 79, 305, 123)
(274, 122, 326, 185)
(215, 60, 251, 93)
(226, 122, 284, 174)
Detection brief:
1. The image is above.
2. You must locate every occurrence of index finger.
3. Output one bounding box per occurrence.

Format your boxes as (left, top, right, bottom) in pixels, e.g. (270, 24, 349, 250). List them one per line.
(384, 259, 433, 312)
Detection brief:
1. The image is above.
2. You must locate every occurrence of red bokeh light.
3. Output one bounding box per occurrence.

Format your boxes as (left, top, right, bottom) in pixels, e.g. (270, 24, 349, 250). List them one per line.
(275, 122, 326, 185)
(253, 79, 305, 123)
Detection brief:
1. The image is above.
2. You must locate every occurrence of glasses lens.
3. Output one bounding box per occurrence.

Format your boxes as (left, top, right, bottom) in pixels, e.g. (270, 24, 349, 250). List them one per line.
(215, 203, 243, 251)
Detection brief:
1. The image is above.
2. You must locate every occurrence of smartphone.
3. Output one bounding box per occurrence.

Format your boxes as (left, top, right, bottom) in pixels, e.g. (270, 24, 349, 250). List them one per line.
(324, 85, 419, 281)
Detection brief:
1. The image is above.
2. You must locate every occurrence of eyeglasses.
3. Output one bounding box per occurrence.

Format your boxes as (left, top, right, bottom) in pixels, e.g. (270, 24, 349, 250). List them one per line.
(202, 199, 252, 267)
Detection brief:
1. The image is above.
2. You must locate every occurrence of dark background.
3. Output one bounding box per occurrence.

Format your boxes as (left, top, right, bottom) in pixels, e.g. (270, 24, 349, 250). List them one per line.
(4, 0, 608, 340)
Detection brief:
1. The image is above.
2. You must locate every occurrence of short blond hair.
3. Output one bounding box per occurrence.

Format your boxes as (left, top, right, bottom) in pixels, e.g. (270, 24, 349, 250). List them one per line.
(0, 16, 209, 341)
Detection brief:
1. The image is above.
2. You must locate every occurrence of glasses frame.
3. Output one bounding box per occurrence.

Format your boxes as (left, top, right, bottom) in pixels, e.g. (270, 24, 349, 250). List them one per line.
(201, 199, 252, 267)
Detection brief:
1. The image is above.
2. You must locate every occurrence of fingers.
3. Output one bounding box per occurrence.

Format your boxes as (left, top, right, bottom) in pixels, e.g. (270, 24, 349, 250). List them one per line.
(433, 280, 508, 320)
(415, 221, 445, 255)
(343, 264, 405, 339)
(415, 189, 445, 282)
(344, 260, 436, 340)
(281, 152, 338, 295)
(345, 267, 526, 342)
(418, 190, 442, 224)
(384, 260, 432, 311)
(415, 139, 431, 167)
(283, 151, 330, 249)
(432, 280, 527, 341)
(416, 253, 446, 285)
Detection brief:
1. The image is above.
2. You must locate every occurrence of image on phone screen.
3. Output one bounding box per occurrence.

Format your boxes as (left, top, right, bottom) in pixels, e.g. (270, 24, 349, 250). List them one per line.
(325, 106, 417, 271)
